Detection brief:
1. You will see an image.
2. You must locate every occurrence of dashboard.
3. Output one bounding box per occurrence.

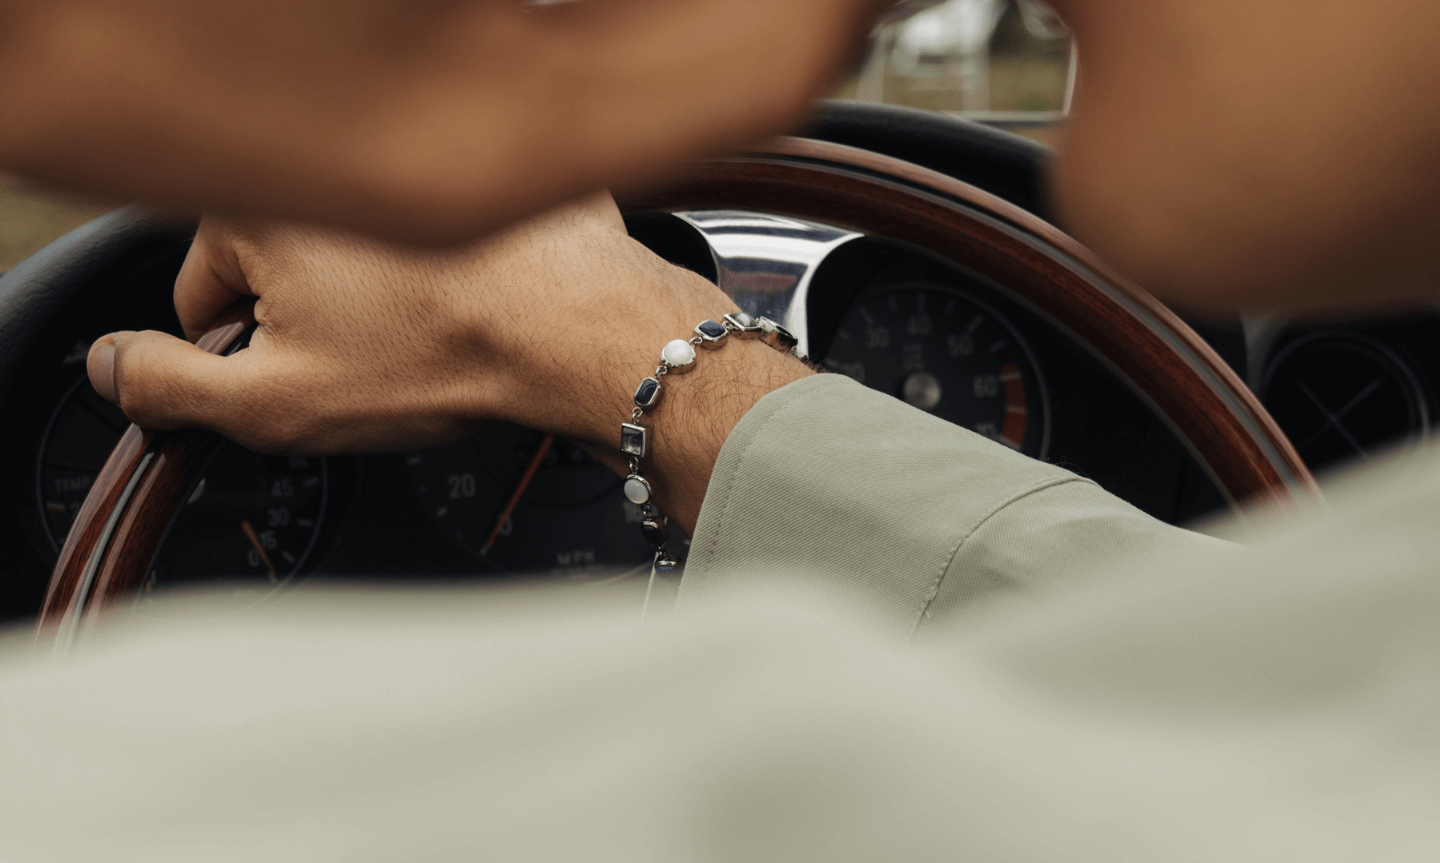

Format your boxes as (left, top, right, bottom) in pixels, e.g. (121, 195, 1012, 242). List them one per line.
(2, 208, 1437, 625)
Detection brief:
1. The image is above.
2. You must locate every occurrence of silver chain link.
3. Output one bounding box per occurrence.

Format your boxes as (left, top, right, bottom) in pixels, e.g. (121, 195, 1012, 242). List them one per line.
(625, 315, 786, 575)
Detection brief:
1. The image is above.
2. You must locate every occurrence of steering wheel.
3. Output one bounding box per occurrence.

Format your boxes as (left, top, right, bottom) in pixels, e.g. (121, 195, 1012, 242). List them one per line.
(19, 135, 1318, 643)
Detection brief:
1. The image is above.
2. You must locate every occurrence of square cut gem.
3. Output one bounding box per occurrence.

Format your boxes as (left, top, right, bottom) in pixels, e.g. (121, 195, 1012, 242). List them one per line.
(757, 316, 799, 350)
(633, 377, 662, 410)
(620, 423, 648, 458)
(724, 311, 762, 339)
(641, 517, 669, 547)
(695, 319, 729, 348)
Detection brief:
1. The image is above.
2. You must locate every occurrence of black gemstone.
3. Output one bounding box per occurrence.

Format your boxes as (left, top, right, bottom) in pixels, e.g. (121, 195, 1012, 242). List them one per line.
(634, 377, 662, 409)
(697, 319, 727, 339)
(641, 518, 670, 548)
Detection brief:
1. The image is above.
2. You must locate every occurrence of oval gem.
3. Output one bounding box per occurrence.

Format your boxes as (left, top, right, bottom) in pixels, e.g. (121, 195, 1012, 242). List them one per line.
(623, 477, 652, 504)
(661, 339, 696, 368)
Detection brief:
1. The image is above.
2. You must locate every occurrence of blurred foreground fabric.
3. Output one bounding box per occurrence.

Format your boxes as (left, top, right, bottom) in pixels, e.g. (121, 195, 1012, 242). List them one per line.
(3, 380, 1439, 861)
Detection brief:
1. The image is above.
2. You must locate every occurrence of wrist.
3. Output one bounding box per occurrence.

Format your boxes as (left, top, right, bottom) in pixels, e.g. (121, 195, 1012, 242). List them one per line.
(452, 242, 814, 537)
(590, 306, 815, 537)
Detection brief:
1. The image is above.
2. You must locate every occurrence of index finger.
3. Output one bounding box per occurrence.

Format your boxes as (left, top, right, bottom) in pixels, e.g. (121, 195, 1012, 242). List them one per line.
(173, 218, 256, 342)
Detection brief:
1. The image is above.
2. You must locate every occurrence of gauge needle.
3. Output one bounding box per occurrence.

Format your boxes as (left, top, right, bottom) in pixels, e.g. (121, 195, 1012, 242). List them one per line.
(482, 433, 554, 556)
(240, 519, 277, 580)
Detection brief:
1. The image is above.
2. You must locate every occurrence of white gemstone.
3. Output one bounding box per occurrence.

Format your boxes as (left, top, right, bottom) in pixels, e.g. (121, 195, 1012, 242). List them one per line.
(624, 477, 651, 504)
(661, 339, 696, 368)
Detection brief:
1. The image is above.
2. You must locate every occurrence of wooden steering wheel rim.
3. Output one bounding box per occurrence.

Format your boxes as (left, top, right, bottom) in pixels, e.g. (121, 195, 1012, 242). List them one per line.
(37, 137, 1319, 642)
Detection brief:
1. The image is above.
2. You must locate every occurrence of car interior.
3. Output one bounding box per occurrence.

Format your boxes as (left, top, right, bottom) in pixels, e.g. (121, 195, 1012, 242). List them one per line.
(2, 101, 1435, 630)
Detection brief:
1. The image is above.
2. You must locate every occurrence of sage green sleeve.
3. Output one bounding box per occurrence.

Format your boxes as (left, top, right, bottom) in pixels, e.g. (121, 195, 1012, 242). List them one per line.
(680, 374, 1228, 637)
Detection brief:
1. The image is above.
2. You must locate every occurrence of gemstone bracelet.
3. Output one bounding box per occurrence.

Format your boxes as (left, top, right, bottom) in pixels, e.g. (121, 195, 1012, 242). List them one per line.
(621, 311, 800, 583)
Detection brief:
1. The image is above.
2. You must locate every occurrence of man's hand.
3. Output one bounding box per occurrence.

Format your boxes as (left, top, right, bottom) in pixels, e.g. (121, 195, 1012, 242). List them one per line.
(86, 195, 812, 533)
(0, 0, 890, 245)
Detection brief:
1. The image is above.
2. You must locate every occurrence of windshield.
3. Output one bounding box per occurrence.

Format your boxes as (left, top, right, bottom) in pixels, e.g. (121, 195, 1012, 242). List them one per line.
(842, 0, 1071, 145)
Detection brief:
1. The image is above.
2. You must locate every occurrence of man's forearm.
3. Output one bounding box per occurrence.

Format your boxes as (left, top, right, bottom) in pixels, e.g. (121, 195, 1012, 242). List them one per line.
(0, 0, 888, 245)
(1047, 0, 1440, 313)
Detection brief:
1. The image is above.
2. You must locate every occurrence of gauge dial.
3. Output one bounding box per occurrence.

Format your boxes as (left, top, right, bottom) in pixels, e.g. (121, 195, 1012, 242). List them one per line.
(822, 283, 1048, 456)
(405, 422, 659, 579)
(37, 375, 329, 603)
(1262, 331, 1431, 471)
(35, 376, 131, 544)
(141, 444, 328, 592)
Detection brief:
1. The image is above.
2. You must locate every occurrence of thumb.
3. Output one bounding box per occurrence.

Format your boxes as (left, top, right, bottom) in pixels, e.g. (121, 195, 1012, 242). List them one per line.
(88, 329, 249, 435)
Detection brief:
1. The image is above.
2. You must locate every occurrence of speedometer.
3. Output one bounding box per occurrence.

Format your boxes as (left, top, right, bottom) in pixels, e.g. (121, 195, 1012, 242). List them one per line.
(140, 444, 328, 593)
(36, 374, 330, 608)
(822, 283, 1049, 457)
(404, 421, 659, 580)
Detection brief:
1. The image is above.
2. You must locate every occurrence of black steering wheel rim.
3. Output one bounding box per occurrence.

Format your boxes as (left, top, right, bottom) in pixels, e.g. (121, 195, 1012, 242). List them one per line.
(806, 100, 1054, 220)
